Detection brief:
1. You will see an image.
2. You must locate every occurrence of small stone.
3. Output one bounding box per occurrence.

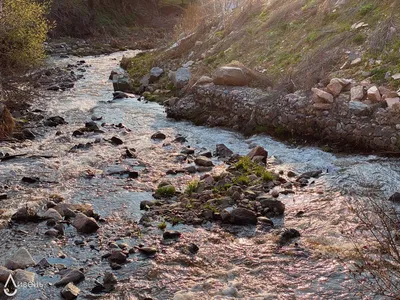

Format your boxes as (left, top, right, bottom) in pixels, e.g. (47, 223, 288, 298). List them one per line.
(278, 228, 301, 245)
(367, 86, 381, 102)
(350, 85, 365, 101)
(216, 144, 234, 158)
(389, 192, 400, 203)
(13, 269, 35, 284)
(55, 269, 85, 287)
(270, 190, 280, 198)
(0, 267, 12, 283)
(45, 229, 60, 237)
(61, 282, 80, 299)
(257, 217, 274, 227)
(103, 272, 118, 291)
(111, 136, 123, 145)
(287, 171, 297, 177)
(140, 200, 155, 210)
(163, 231, 181, 239)
(5, 247, 36, 270)
(108, 250, 127, 264)
(185, 166, 197, 173)
(326, 78, 343, 96)
(188, 243, 199, 254)
(391, 73, 400, 80)
(386, 97, 400, 109)
(228, 208, 257, 225)
(311, 88, 334, 103)
(151, 131, 166, 140)
(350, 57, 362, 65)
(138, 247, 157, 256)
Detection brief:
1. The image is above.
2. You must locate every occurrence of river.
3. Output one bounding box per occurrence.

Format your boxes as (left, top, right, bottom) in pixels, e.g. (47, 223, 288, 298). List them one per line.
(0, 50, 398, 299)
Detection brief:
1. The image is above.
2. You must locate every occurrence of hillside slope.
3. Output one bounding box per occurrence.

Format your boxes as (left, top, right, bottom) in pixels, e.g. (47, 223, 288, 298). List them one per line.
(153, 0, 400, 91)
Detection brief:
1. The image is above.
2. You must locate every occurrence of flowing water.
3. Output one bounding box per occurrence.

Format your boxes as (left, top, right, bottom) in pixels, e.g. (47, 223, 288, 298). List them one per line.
(0, 50, 398, 299)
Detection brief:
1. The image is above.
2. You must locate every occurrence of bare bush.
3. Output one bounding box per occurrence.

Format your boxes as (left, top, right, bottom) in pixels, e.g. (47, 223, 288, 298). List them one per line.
(348, 193, 400, 298)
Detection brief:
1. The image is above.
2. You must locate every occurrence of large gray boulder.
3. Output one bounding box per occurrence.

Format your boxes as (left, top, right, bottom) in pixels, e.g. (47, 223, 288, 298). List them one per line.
(112, 71, 133, 92)
(168, 67, 191, 89)
(5, 247, 36, 270)
(213, 66, 250, 86)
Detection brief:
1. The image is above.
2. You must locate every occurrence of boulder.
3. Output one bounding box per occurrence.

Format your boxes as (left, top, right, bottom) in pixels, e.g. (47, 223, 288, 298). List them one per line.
(61, 282, 80, 299)
(326, 78, 343, 96)
(194, 156, 214, 167)
(112, 72, 133, 92)
(151, 131, 166, 140)
(311, 88, 334, 103)
(386, 97, 400, 109)
(168, 67, 191, 89)
(72, 213, 99, 234)
(42, 208, 63, 221)
(216, 144, 234, 158)
(13, 269, 35, 284)
(108, 250, 127, 264)
(247, 146, 268, 163)
(257, 196, 285, 215)
(55, 269, 85, 287)
(213, 66, 249, 86)
(149, 67, 164, 83)
(350, 85, 365, 101)
(389, 192, 400, 203)
(367, 86, 381, 102)
(5, 247, 36, 270)
(228, 208, 257, 225)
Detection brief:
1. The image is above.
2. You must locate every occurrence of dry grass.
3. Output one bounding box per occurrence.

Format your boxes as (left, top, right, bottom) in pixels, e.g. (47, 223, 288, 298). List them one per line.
(0, 104, 15, 139)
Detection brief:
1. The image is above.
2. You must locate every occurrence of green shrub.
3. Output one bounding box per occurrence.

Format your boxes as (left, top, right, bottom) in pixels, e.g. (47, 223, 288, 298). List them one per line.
(185, 180, 199, 195)
(0, 0, 51, 70)
(155, 185, 176, 197)
(359, 4, 376, 16)
(234, 175, 250, 186)
(158, 220, 167, 230)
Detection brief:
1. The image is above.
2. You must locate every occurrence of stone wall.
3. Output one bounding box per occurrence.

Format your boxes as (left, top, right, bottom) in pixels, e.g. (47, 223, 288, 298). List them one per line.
(166, 85, 400, 152)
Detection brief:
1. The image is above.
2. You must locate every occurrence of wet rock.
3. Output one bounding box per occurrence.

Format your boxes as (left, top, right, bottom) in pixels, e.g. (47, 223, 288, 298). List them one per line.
(138, 247, 157, 256)
(61, 282, 80, 299)
(216, 144, 234, 158)
(110, 262, 122, 270)
(389, 192, 400, 203)
(45, 229, 60, 237)
(278, 228, 301, 245)
(247, 146, 268, 163)
(287, 171, 297, 177)
(113, 91, 129, 99)
(13, 269, 35, 284)
(22, 129, 36, 140)
(181, 147, 195, 155)
(163, 231, 181, 239)
(72, 130, 84, 137)
(111, 136, 124, 145)
(270, 190, 280, 198)
(194, 156, 214, 167)
(85, 121, 100, 131)
(172, 135, 187, 143)
(228, 208, 257, 225)
(151, 131, 166, 140)
(55, 269, 85, 287)
(44, 116, 67, 127)
(0, 267, 12, 283)
(199, 151, 212, 158)
(112, 71, 133, 92)
(42, 208, 63, 221)
(54, 223, 65, 235)
(196, 166, 213, 172)
(140, 200, 155, 210)
(36, 258, 50, 269)
(21, 176, 40, 184)
(91, 115, 103, 121)
(72, 213, 100, 234)
(257, 195, 285, 215)
(5, 247, 36, 270)
(125, 149, 136, 158)
(149, 67, 164, 83)
(0, 194, 7, 200)
(185, 166, 197, 173)
(257, 217, 274, 227)
(103, 272, 118, 291)
(108, 250, 127, 264)
(188, 243, 199, 254)
(297, 170, 322, 180)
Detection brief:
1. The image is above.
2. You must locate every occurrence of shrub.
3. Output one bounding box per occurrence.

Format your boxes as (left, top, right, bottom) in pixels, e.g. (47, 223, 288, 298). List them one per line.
(185, 180, 199, 195)
(158, 220, 167, 230)
(0, 0, 51, 71)
(155, 185, 176, 197)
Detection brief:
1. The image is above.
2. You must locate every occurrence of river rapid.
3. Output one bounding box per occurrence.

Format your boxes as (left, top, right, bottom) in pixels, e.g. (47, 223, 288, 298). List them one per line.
(0, 50, 398, 299)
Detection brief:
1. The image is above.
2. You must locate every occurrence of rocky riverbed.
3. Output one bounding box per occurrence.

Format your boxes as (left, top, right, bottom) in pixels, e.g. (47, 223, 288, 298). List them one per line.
(0, 50, 399, 299)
